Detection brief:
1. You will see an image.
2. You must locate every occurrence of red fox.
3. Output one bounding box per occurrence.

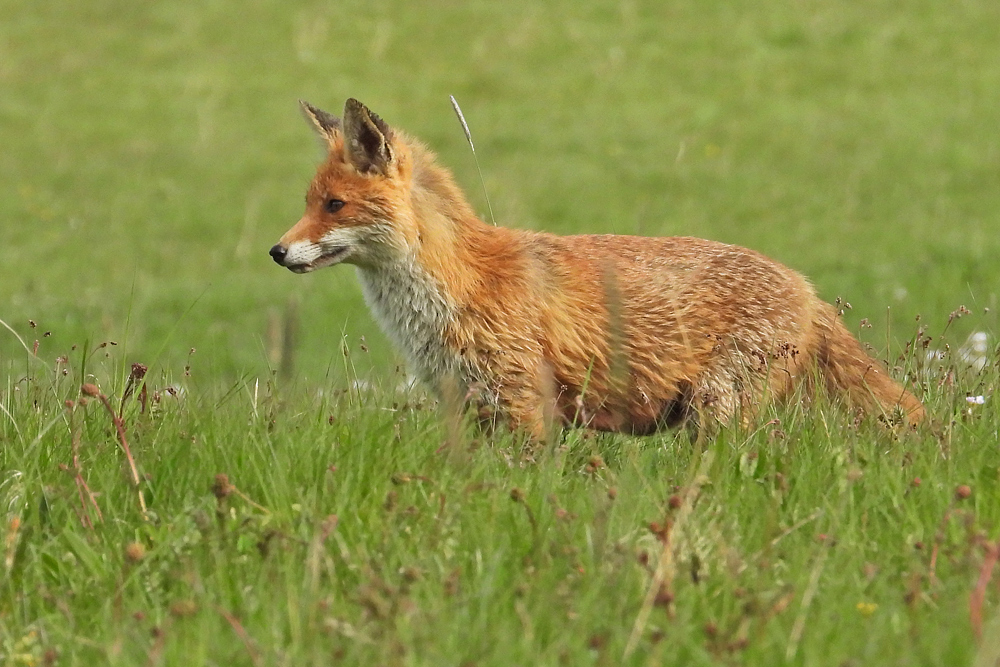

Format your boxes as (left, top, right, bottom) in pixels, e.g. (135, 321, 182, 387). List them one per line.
(269, 98, 924, 437)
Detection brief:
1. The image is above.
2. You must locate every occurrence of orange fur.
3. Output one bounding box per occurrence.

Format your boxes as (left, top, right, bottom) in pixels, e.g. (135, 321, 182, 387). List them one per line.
(270, 99, 925, 437)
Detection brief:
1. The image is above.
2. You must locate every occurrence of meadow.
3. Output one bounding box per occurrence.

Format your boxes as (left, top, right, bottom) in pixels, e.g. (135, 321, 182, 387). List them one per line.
(2, 0, 999, 664)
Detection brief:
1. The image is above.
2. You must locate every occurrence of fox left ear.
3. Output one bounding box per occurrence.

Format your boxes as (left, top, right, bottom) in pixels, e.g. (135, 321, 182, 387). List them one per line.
(343, 98, 394, 175)
(300, 101, 341, 143)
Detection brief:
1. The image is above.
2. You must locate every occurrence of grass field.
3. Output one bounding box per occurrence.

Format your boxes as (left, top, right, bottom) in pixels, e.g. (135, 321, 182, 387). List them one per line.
(2, 0, 999, 664)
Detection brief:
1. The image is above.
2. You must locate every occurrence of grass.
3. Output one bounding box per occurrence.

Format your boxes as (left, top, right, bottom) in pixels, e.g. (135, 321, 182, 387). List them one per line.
(1, 335, 999, 665)
(1, 0, 999, 664)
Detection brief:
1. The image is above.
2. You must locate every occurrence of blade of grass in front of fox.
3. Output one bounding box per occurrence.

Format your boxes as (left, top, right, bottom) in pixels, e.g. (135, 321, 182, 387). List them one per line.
(601, 260, 633, 433)
(449, 95, 496, 226)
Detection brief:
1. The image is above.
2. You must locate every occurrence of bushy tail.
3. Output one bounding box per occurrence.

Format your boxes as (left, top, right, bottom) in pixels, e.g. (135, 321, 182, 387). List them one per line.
(815, 305, 925, 427)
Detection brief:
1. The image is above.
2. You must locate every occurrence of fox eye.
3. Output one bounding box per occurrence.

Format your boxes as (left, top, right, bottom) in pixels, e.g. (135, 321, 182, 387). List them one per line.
(324, 198, 345, 214)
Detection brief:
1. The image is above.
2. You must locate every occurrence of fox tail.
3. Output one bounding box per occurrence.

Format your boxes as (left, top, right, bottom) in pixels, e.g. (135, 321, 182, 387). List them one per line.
(815, 305, 925, 427)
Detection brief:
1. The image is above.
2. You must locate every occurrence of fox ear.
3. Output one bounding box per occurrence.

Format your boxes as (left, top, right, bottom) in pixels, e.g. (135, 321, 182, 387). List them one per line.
(300, 101, 341, 143)
(342, 98, 394, 175)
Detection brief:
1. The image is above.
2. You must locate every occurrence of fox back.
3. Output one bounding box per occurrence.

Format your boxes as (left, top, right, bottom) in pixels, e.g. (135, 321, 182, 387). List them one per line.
(270, 98, 924, 437)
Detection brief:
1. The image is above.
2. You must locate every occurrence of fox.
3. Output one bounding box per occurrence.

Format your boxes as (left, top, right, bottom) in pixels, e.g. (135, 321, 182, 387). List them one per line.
(269, 98, 924, 438)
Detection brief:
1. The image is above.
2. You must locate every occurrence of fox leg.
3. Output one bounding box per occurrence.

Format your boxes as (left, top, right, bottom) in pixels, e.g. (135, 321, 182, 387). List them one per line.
(696, 343, 808, 430)
(693, 368, 739, 427)
(507, 405, 548, 441)
(494, 358, 559, 441)
(494, 382, 548, 440)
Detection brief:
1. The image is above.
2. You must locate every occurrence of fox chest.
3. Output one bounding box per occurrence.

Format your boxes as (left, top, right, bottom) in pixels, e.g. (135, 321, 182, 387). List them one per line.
(356, 264, 469, 389)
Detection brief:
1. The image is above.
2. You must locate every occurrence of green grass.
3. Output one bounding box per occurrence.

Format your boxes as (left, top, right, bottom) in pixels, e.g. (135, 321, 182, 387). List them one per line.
(1, 343, 999, 665)
(1, 0, 1000, 664)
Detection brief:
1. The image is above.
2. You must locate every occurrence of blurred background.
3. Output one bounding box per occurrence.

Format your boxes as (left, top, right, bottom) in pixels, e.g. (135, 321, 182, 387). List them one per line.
(1, 0, 998, 386)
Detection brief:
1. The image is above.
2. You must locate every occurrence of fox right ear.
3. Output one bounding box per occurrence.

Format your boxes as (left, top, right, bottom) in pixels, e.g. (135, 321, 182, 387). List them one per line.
(342, 98, 394, 176)
(299, 101, 341, 143)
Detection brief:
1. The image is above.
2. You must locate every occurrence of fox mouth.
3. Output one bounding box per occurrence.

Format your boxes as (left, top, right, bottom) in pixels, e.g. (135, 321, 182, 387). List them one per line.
(287, 246, 350, 273)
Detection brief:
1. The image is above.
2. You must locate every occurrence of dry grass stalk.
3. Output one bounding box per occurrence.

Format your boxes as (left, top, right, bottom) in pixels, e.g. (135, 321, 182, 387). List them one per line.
(624, 451, 714, 659)
(67, 400, 103, 528)
(82, 383, 148, 519)
(970, 540, 1000, 641)
(449, 95, 496, 226)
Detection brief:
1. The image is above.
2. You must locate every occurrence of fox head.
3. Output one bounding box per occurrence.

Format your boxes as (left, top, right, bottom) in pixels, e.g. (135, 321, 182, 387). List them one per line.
(269, 99, 417, 273)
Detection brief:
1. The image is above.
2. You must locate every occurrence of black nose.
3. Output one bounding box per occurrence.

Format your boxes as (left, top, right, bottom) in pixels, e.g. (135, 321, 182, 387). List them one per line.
(269, 244, 287, 265)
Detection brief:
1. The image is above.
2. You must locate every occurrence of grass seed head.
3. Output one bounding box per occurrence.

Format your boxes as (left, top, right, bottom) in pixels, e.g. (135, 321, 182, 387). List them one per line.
(124, 542, 146, 563)
(169, 599, 198, 618)
(585, 455, 605, 474)
(211, 474, 233, 500)
(384, 490, 398, 512)
(654, 584, 673, 607)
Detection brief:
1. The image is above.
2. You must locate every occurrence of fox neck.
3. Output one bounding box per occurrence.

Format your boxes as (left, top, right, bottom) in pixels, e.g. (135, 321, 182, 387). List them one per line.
(355, 146, 497, 390)
(356, 258, 460, 387)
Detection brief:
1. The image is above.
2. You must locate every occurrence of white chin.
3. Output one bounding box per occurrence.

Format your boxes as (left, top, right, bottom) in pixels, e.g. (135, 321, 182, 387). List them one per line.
(286, 247, 350, 273)
(313, 247, 350, 268)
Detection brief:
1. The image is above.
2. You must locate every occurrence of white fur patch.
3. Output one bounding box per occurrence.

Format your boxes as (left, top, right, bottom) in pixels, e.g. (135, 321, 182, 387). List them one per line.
(285, 222, 476, 398)
(357, 259, 466, 391)
(282, 227, 371, 272)
(283, 240, 325, 268)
